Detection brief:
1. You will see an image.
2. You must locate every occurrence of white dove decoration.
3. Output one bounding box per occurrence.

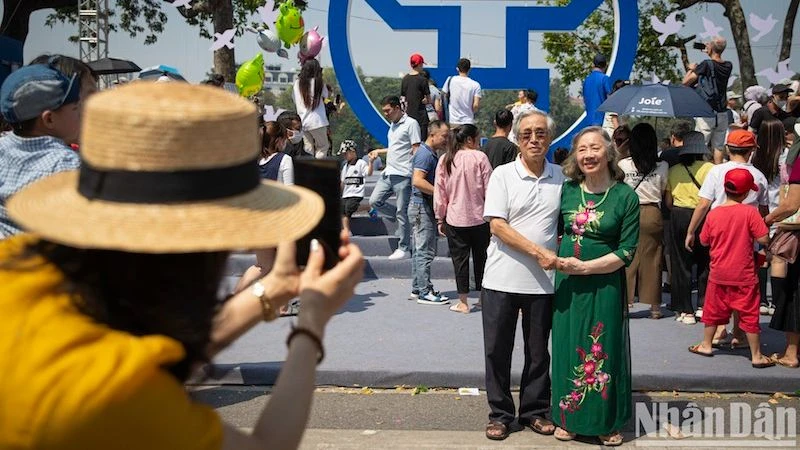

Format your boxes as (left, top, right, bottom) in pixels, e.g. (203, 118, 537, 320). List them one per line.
(749, 13, 777, 42)
(171, 0, 192, 8)
(756, 59, 795, 85)
(650, 11, 683, 46)
(263, 105, 286, 122)
(210, 28, 236, 51)
(699, 17, 723, 39)
(257, 0, 278, 27)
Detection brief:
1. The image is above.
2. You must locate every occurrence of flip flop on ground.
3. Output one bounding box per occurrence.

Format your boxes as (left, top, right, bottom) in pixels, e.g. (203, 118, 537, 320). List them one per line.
(554, 427, 575, 441)
(711, 334, 732, 348)
(751, 355, 776, 369)
(688, 344, 714, 357)
(769, 353, 800, 368)
(526, 417, 555, 435)
(485, 421, 509, 440)
(769, 353, 800, 369)
(449, 303, 470, 314)
(729, 337, 750, 349)
(599, 431, 624, 446)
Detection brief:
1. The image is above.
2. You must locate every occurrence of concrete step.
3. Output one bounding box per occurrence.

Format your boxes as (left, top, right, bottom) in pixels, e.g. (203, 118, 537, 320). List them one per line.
(349, 216, 398, 236)
(224, 254, 458, 280)
(350, 235, 450, 257)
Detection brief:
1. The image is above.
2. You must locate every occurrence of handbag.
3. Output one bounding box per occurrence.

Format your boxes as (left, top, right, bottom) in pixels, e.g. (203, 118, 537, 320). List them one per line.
(768, 228, 800, 263)
(777, 184, 800, 230)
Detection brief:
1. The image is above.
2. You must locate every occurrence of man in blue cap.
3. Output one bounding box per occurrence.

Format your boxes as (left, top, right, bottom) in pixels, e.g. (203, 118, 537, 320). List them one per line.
(0, 60, 82, 238)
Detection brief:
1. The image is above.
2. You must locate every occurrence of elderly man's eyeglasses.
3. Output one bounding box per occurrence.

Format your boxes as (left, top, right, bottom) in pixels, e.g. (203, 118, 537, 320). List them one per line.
(519, 129, 548, 141)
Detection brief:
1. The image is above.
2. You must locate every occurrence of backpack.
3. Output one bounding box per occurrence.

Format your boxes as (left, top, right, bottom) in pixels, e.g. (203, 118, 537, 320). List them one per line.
(442, 76, 452, 123)
(696, 61, 724, 112)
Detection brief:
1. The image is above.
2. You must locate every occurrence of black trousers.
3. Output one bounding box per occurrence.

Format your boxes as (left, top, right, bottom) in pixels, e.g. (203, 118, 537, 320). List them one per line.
(482, 288, 552, 425)
(445, 222, 490, 293)
(669, 207, 709, 313)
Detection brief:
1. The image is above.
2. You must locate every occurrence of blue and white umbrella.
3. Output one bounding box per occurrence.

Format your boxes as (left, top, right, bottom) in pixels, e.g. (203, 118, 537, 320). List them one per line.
(598, 83, 715, 118)
(138, 65, 187, 82)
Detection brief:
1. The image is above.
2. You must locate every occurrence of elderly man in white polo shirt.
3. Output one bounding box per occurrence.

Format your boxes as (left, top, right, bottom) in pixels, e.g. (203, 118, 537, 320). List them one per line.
(481, 109, 564, 441)
(369, 95, 422, 260)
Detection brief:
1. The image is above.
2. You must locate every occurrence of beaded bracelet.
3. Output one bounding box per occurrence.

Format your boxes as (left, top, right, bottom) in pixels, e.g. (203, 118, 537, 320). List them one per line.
(286, 325, 325, 364)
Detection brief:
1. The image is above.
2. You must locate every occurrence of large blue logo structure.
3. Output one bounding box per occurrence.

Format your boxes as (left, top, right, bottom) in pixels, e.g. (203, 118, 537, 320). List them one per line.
(328, 0, 639, 154)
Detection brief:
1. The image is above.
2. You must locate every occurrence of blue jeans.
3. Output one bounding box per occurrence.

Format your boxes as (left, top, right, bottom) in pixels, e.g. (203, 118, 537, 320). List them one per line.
(369, 173, 411, 252)
(410, 200, 436, 295)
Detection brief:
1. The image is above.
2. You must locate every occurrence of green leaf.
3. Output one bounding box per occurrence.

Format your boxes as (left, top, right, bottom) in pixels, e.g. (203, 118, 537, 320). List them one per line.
(412, 385, 429, 395)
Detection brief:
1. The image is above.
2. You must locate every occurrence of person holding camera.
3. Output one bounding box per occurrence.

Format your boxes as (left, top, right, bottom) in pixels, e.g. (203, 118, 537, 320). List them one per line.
(0, 83, 365, 449)
(682, 36, 733, 164)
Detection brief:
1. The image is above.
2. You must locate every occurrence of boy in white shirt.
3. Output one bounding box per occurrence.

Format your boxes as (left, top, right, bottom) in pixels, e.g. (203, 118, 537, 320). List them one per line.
(339, 140, 373, 233)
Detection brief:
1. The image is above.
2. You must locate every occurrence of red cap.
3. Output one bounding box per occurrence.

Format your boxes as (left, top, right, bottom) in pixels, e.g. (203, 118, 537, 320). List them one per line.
(410, 53, 425, 67)
(724, 168, 759, 195)
(726, 129, 757, 148)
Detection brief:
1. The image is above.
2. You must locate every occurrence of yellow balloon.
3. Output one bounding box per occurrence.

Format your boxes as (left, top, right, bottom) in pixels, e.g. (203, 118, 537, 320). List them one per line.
(235, 53, 265, 97)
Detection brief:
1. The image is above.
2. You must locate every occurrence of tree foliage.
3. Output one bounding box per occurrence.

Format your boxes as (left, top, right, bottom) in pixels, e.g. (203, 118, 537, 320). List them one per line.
(541, 0, 686, 86)
(542, 0, 799, 91)
(305, 68, 582, 151)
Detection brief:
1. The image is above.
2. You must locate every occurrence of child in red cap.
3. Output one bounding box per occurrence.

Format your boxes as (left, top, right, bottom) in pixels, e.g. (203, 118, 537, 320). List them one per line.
(690, 168, 775, 368)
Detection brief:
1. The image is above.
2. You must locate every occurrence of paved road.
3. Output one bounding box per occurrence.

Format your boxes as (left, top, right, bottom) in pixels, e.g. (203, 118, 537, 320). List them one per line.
(205, 279, 797, 393)
(194, 387, 799, 449)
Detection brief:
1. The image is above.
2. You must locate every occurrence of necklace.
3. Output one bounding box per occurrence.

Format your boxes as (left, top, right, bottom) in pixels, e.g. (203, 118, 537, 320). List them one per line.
(580, 181, 612, 210)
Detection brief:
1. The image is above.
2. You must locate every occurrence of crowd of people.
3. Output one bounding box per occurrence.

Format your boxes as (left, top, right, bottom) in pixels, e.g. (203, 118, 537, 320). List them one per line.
(0, 37, 798, 449)
(348, 44, 800, 446)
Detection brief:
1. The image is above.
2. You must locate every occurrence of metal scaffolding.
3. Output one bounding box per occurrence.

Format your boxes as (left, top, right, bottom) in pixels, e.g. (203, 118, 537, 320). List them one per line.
(77, 0, 109, 62)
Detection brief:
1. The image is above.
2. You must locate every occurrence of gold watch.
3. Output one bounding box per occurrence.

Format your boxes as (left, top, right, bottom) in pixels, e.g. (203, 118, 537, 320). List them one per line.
(252, 281, 277, 322)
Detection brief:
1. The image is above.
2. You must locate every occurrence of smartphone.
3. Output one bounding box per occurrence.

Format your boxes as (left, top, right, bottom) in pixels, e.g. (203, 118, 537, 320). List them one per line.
(294, 158, 341, 269)
(692, 42, 706, 50)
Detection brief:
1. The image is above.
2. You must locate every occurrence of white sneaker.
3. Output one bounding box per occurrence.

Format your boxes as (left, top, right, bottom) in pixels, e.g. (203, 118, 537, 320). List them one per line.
(388, 249, 411, 260)
(695, 308, 703, 319)
(759, 305, 769, 314)
(682, 315, 697, 324)
(768, 304, 776, 315)
(417, 292, 450, 305)
(675, 312, 687, 321)
(410, 290, 448, 301)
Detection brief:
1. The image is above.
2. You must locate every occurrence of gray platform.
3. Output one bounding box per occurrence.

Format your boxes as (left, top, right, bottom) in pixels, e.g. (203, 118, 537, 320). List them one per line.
(201, 278, 797, 394)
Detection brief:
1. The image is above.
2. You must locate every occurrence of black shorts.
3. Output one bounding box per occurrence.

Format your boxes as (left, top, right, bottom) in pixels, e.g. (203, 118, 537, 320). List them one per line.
(342, 197, 362, 217)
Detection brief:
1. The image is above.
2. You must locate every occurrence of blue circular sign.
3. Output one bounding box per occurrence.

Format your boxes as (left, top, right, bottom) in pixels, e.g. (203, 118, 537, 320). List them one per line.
(328, 0, 639, 153)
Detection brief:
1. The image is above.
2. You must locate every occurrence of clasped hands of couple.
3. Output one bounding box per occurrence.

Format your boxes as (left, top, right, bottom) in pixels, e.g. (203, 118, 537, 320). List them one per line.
(537, 250, 586, 275)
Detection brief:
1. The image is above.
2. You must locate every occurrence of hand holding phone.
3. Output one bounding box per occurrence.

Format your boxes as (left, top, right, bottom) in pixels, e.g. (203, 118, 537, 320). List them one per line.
(293, 158, 342, 269)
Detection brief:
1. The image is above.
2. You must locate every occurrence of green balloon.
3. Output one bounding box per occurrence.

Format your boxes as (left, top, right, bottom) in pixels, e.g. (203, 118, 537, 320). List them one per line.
(236, 53, 265, 97)
(275, 0, 305, 48)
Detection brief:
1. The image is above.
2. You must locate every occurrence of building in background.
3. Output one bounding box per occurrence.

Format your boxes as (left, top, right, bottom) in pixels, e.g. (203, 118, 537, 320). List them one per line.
(263, 64, 299, 96)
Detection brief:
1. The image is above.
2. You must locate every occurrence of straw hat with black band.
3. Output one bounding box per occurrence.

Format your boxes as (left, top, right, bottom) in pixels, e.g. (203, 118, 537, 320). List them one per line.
(8, 82, 323, 253)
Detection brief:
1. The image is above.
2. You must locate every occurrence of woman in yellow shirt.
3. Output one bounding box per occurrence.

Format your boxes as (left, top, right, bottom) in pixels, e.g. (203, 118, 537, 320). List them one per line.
(665, 131, 714, 325)
(0, 82, 363, 450)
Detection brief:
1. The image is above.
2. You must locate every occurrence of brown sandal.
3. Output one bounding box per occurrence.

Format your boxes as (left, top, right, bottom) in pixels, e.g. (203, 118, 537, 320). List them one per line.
(770, 353, 800, 368)
(527, 417, 555, 435)
(485, 421, 509, 440)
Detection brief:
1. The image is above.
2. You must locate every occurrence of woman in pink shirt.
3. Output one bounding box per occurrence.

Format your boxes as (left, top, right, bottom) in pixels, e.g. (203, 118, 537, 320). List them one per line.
(434, 124, 493, 313)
